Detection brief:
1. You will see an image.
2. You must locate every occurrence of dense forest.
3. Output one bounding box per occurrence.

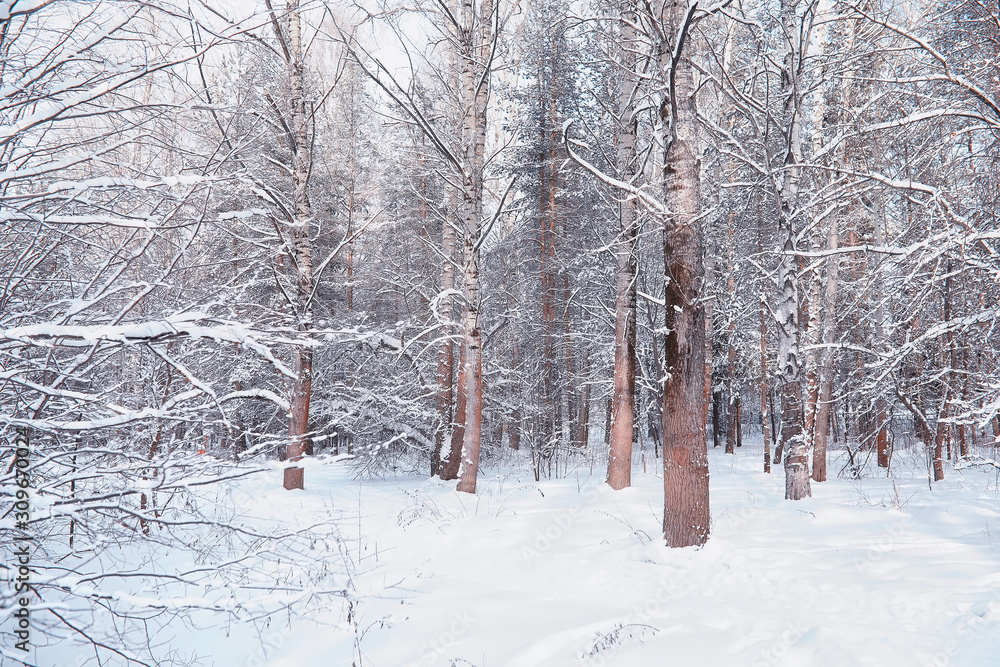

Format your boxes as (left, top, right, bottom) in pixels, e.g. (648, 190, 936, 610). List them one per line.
(2, 0, 999, 664)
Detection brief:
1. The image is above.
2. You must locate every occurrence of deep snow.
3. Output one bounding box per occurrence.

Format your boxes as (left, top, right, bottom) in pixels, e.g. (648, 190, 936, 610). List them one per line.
(252, 439, 1000, 667)
(22, 437, 1000, 667)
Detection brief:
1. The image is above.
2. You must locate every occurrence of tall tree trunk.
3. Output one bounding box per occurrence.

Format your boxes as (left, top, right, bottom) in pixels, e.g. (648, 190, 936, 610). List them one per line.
(712, 391, 723, 449)
(441, 343, 467, 480)
(608, 5, 639, 490)
(758, 204, 774, 473)
(777, 0, 810, 501)
(284, 0, 313, 491)
(725, 212, 737, 455)
(660, 0, 709, 547)
(761, 296, 772, 473)
(934, 392, 949, 482)
(812, 204, 839, 482)
(433, 200, 457, 476)
(456, 0, 494, 494)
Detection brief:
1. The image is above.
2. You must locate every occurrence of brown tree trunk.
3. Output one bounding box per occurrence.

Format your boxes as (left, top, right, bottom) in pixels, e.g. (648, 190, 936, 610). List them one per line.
(735, 395, 742, 448)
(812, 204, 839, 481)
(876, 399, 890, 468)
(660, 0, 709, 547)
(509, 331, 522, 451)
(577, 360, 590, 448)
(759, 220, 773, 473)
(726, 212, 737, 456)
(934, 400, 948, 482)
(433, 200, 457, 476)
(761, 300, 772, 473)
(712, 391, 723, 449)
(607, 5, 639, 490)
(283, 0, 313, 491)
(441, 345, 466, 480)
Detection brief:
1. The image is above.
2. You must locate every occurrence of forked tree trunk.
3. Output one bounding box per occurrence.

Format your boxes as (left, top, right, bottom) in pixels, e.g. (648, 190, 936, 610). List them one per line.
(607, 4, 639, 490)
(660, 0, 709, 547)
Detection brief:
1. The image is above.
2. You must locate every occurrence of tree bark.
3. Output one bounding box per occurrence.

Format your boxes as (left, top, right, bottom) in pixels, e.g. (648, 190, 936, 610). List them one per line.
(456, 0, 494, 494)
(726, 212, 737, 455)
(660, 0, 709, 547)
(284, 0, 313, 491)
(441, 343, 466, 480)
(761, 296, 772, 473)
(607, 5, 639, 490)
(812, 201, 839, 482)
(433, 202, 457, 476)
(777, 0, 810, 501)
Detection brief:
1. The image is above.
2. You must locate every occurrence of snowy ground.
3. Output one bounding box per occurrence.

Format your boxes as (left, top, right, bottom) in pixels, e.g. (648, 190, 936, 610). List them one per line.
(249, 438, 1000, 667)
(26, 437, 1000, 667)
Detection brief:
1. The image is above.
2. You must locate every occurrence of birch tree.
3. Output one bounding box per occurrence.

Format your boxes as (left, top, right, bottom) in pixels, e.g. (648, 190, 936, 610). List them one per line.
(607, 0, 641, 491)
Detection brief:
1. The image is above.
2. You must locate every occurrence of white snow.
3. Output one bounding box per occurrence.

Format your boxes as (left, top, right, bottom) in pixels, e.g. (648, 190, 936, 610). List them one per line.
(27, 439, 1000, 666)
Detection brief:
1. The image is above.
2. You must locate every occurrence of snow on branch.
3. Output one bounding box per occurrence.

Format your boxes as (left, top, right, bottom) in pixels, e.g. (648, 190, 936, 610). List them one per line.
(562, 119, 669, 216)
(1, 314, 295, 378)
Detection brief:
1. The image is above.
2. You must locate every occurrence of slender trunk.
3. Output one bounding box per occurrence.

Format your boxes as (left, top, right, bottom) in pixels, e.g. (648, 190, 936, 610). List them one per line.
(761, 297, 772, 473)
(660, 0, 709, 547)
(813, 204, 839, 481)
(441, 345, 466, 480)
(758, 206, 773, 472)
(509, 326, 522, 451)
(735, 395, 742, 448)
(770, 388, 781, 463)
(934, 396, 948, 482)
(284, 0, 313, 490)
(433, 201, 457, 476)
(346, 135, 357, 311)
(803, 232, 823, 452)
(726, 212, 737, 455)
(562, 269, 573, 448)
(777, 0, 810, 500)
(455, 0, 493, 494)
(712, 391, 723, 449)
(607, 6, 639, 489)
(577, 354, 591, 447)
(604, 397, 613, 445)
(959, 350, 970, 459)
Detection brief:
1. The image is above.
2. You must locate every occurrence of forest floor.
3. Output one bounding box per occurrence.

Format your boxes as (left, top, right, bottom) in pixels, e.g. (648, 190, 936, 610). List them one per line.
(227, 436, 1000, 667)
(35, 437, 1000, 667)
